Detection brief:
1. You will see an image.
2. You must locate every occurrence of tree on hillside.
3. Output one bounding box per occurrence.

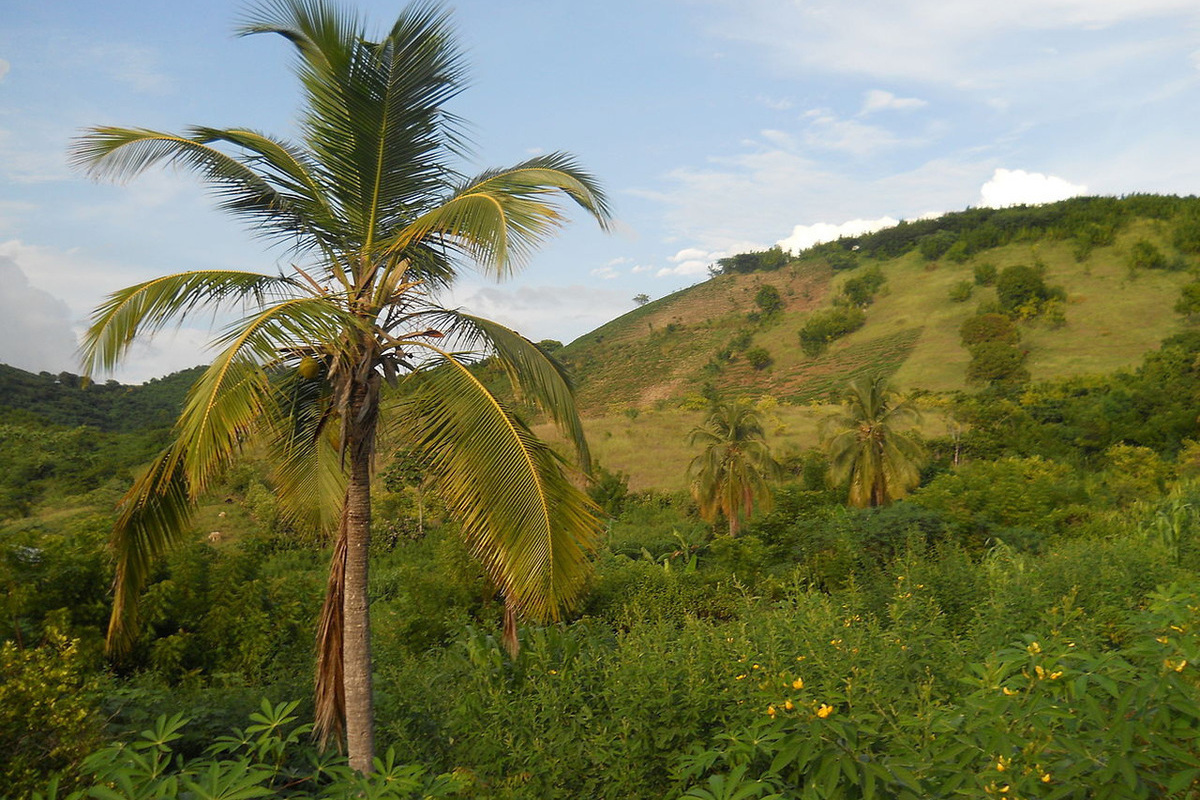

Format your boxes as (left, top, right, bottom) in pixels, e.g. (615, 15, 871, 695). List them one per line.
(822, 377, 926, 508)
(687, 400, 780, 536)
(71, 0, 610, 773)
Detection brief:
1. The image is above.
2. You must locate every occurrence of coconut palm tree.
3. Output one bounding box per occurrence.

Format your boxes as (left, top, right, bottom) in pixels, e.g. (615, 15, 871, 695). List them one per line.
(687, 400, 779, 536)
(822, 376, 926, 508)
(71, 0, 610, 773)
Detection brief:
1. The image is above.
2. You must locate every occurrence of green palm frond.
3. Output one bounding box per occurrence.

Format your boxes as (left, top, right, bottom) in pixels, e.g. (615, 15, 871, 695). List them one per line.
(391, 350, 600, 621)
(107, 446, 195, 655)
(384, 153, 612, 277)
(81, 270, 298, 375)
(174, 297, 363, 493)
(432, 312, 590, 466)
(244, 0, 466, 255)
(262, 369, 347, 536)
(70, 129, 338, 252)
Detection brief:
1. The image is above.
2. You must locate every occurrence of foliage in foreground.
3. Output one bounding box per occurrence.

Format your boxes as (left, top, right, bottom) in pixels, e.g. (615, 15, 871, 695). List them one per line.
(677, 583, 1200, 799)
(32, 700, 467, 800)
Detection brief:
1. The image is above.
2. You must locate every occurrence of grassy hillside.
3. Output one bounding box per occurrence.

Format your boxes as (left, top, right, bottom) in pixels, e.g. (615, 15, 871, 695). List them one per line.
(555, 195, 1200, 487)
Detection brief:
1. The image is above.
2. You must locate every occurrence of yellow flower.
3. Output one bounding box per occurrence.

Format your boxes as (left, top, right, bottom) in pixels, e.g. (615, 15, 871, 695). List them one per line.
(1165, 658, 1188, 672)
(735, 674, 746, 680)
(1034, 665, 1046, 679)
(1041, 773, 1052, 783)
(816, 704, 834, 718)
(548, 669, 558, 675)
(792, 678, 804, 690)
(767, 705, 777, 717)
(1027, 642, 1042, 655)
(752, 664, 761, 670)
(1157, 636, 1170, 644)
(784, 699, 795, 711)
(1049, 670, 1063, 680)
(1002, 687, 1017, 696)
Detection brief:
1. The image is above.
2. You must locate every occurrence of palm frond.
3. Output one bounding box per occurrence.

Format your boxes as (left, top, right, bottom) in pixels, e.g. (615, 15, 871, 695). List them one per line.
(314, 512, 348, 749)
(244, 0, 466, 256)
(390, 350, 600, 621)
(70, 128, 338, 253)
(107, 446, 195, 656)
(174, 296, 361, 494)
(261, 368, 347, 536)
(81, 270, 298, 375)
(430, 311, 590, 466)
(383, 153, 612, 278)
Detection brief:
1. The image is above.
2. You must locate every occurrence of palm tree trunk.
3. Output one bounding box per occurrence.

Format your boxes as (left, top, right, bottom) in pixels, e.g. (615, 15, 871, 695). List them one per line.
(343, 379, 378, 774)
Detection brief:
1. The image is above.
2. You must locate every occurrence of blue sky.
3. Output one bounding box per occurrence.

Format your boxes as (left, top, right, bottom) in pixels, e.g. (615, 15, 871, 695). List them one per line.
(2, 0, 1199, 381)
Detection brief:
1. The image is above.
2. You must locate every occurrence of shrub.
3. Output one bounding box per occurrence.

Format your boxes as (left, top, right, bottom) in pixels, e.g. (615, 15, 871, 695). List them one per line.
(52, 700, 465, 799)
(995, 264, 1050, 313)
(799, 306, 866, 357)
(839, 266, 886, 307)
(754, 284, 783, 317)
(966, 342, 1029, 386)
(960, 312, 1019, 346)
(1127, 238, 1169, 271)
(1, 630, 106, 798)
(918, 230, 957, 260)
(948, 280, 974, 303)
(1176, 282, 1200, 317)
(973, 262, 997, 286)
(745, 347, 773, 370)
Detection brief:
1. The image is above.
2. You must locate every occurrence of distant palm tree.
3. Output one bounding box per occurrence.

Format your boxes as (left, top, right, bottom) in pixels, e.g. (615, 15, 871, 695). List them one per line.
(71, 0, 609, 773)
(823, 376, 926, 507)
(688, 400, 779, 536)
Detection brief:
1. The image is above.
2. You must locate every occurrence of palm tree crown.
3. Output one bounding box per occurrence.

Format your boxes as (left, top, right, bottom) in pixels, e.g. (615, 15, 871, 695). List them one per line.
(71, 0, 610, 772)
(687, 400, 779, 537)
(822, 376, 927, 508)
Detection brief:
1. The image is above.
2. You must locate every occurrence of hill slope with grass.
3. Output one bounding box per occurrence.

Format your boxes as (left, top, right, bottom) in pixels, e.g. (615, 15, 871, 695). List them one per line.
(549, 194, 1200, 489)
(560, 194, 1200, 414)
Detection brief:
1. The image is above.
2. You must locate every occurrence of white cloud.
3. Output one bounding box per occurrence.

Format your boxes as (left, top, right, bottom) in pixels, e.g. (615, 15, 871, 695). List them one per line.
(778, 216, 902, 253)
(590, 266, 620, 279)
(979, 168, 1087, 207)
(631, 264, 653, 274)
(757, 94, 794, 110)
(861, 89, 928, 114)
(656, 247, 732, 277)
(0, 256, 78, 374)
(441, 283, 632, 347)
(801, 111, 902, 155)
(703, 0, 1198, 87)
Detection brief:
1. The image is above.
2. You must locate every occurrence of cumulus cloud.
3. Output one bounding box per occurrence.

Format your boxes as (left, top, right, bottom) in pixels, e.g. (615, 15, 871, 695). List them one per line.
(656, 247, 730, 278)
(979, 168, 1087, 207)
(778, 216, 902, 253)
(440, 282, 632, 347)
(861, 89, 928, 114)
(0, 256, 78, 373)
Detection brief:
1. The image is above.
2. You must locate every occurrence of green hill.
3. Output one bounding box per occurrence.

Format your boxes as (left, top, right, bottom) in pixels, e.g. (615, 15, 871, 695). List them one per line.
(561, 195, 1200, 411)
(551, 194, 1200, 488)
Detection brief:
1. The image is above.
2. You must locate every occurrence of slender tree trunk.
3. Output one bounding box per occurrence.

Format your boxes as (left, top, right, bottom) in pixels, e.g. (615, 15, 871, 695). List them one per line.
(343, 380, 378, 774)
